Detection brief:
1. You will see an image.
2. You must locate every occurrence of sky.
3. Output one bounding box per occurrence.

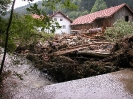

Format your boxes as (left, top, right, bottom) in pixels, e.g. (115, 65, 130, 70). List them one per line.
(14, 0, 41, 8)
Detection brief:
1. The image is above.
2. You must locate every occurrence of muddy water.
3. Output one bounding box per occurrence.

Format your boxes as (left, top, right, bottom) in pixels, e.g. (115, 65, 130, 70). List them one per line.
(0, 52, 54, 99)
(118, 69, 133, 95)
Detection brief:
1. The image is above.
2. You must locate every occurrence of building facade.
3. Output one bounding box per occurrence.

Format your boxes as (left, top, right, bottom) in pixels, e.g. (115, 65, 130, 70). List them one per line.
(51, 11, 72, 34)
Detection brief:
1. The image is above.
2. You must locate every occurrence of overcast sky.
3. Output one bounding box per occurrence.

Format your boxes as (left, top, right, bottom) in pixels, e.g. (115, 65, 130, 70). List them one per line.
(14, 0, 41, 8)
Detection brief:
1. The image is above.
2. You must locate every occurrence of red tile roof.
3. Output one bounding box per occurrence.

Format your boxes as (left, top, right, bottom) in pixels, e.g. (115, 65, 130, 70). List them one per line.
(32, 14, 44, 19)
(71, 3, 133, 25)
(32, 11, 72, 23)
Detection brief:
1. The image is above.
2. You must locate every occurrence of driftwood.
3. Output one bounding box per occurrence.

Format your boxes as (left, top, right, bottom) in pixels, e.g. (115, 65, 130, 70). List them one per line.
(52, 46, 88, 56)
(51, 42, 112, 56)
(78, 51, 111, 58)
(18, 33, 124, 82)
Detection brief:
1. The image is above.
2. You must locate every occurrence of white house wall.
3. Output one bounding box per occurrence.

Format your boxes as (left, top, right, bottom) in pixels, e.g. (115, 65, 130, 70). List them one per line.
(52, 13, 71, 34)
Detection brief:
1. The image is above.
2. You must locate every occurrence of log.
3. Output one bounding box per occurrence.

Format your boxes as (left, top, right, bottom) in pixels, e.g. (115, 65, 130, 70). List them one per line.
(52, 46, 88, 56)
(78, 51, 111, 58)
(51, 42, 113, 56)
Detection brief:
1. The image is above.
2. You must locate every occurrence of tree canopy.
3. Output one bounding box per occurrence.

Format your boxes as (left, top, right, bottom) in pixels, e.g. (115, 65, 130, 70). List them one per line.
(90, 0, 107, 13)
(0, 0, 11, 15)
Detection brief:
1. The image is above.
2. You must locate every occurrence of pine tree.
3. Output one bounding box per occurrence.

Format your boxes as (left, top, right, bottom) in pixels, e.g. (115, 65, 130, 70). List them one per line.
(91, 0, 107, 13)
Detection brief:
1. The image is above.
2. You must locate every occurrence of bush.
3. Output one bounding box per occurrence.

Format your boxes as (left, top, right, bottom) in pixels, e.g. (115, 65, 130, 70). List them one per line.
(0, 39, 17, 53)
(104, 19, 133, 42)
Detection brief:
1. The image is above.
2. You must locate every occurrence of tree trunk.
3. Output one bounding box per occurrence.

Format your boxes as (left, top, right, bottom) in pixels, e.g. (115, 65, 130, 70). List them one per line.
(0, 0, 16, 76)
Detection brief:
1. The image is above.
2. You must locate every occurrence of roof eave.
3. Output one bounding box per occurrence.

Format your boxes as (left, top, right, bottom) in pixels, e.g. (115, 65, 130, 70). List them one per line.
(51, 11, 73, 23)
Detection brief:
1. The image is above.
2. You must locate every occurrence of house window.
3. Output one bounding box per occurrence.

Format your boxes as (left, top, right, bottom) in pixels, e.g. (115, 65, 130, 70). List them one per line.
(54, 18, 57, 21)
(125, 16, 129, 22)
(62, 25, 66, 29)
(60, 19, 63, 21)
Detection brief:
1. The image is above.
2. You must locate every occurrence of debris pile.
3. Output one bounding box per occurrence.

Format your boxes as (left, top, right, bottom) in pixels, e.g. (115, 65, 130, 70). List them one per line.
(16, 33, 133, 82)
(105, 35, 133, 68)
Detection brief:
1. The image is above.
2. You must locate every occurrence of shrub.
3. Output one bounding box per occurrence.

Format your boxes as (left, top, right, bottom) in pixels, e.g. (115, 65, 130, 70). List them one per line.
(104, 19, 133, 42)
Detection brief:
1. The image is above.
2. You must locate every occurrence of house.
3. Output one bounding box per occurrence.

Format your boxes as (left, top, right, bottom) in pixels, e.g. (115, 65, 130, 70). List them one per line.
(51, 11, 72, 34)
(71, 3, 133, 31)
(32, 11, 72, 34)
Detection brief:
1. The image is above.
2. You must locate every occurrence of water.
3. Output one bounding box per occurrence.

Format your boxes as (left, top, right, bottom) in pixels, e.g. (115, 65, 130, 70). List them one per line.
(0, 51, 54, 99)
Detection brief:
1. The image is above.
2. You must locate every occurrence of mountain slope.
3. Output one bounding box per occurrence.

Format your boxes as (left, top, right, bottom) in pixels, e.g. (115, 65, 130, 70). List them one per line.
(5, 0, 133, 19)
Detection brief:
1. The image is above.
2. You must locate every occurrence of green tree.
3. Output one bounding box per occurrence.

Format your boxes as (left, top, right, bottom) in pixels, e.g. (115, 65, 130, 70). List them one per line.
(0, 0, 11, 15)
(80, 0, 96, 13)
(8, 13, 59, 47)
(0, 0, 15, 76)
(0, 0, 77, 77)
(91, 0, 107, 13)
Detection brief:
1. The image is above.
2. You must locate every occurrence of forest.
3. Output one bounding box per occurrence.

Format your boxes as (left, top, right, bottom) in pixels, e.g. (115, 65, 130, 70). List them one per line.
(12, 0, 133, 20)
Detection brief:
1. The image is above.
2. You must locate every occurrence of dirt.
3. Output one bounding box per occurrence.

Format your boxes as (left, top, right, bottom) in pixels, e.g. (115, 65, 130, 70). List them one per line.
(15, 33, 133, 82)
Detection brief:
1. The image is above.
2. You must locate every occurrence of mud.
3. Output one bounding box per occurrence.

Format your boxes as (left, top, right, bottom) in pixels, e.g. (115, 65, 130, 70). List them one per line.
(18, 35, 133, 82)
(118, 69, 133, 95)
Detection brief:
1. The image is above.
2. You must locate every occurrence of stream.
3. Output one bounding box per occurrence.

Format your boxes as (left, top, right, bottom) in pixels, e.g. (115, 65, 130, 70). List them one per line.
(0, 48, 55, 99)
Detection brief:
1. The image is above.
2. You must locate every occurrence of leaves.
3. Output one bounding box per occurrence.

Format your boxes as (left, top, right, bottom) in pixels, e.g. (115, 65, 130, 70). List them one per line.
(26, 3, 41, 15)
(105, 19, 133, 42)
(0, 0, 11, 15)
(91, 0, 107, 13)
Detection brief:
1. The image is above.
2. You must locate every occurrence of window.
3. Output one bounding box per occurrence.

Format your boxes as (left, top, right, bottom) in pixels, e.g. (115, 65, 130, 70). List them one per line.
(60, 19, 63, 21)
(54, 18, 57, 21)
(125, 16, 129, 22)
(62, 25, 66, 29)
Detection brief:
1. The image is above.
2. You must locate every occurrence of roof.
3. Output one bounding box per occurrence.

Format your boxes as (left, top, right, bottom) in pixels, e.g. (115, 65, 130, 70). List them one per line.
(32, 14, 44, 19)
(71, 3, 133, 25)
(51, 11, 72, 23)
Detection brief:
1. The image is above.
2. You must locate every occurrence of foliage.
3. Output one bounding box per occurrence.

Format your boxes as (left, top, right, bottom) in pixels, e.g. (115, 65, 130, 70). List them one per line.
(90, 0, 107, 13)
(0, 0, 15, 76)
(104, 19, 133, 42)
(41, 0, 78, 11)
(0, 0, 78, 53)
(0, 38, 16, 52)
(0, 17, 7, 35)
(67, 11, 81, 20)
(0, 0, 11, 15)
(104, 0, 133, 9)
(11, 0, 133, 20)
(0, 13, 56, 52)
(9, 14, 57, 46)
(80, 0, 96, 13)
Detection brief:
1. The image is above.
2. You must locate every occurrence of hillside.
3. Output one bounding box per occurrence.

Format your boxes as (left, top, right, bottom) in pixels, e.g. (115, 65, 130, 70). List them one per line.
(6, 0, 133, 20)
